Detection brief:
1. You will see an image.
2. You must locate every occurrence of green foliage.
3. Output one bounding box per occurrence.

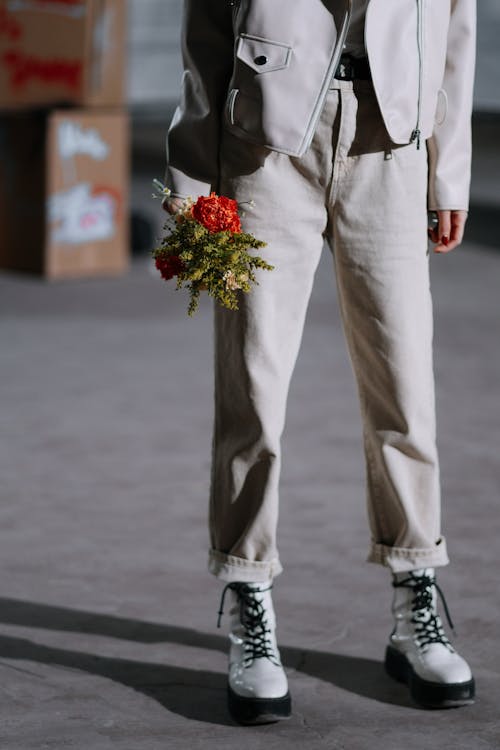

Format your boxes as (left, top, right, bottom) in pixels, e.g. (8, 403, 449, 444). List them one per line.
(152, 217, 274, 316)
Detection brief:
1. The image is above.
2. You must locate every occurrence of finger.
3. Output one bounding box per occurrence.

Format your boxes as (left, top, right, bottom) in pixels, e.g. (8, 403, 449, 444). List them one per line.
(162, 196, 184, 215)
(444, 227, 463, 252)
(436, 210, 468, 253)
(434, 210, 452, 253)
(449, 210, 467, 245)
(428, 226, 440, 244)
(438, 210, 451, 245)
(161, 197, 172, 214)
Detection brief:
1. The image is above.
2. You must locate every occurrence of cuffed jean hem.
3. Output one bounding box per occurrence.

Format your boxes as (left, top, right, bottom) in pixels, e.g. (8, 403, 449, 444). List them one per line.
(207, 549, 283, 583)
(367, 537, 450, 573)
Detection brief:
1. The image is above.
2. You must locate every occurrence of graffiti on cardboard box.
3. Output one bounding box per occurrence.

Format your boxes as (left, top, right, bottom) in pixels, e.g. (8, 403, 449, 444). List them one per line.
(58, 120, 110, 161)
(48, 183, 120, 246)
(1, 0, 86, 92)
(1, 49, 82, 91)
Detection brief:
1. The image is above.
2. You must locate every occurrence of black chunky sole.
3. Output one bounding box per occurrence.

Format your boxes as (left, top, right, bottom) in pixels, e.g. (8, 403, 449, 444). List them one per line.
(227, 685, 292, 725)
(385, 645, 475, 708)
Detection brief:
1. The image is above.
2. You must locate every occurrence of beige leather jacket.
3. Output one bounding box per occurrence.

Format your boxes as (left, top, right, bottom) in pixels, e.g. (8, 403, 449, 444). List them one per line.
(166, 0, 476, 210)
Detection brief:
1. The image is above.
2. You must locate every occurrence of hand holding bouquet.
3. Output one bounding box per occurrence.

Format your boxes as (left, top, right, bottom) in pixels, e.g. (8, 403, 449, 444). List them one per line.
(152, 181, 274, 316)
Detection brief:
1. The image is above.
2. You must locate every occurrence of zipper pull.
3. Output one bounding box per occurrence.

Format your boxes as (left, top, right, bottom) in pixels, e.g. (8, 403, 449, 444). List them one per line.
(410, 128, 421, 150)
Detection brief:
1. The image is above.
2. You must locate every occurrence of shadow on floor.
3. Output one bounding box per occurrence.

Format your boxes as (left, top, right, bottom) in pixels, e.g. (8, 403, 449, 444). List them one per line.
(0, 597, 418, 726)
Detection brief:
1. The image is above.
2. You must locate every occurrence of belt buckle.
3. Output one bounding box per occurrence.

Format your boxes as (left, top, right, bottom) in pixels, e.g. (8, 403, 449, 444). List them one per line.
(336, 58, 355, 81)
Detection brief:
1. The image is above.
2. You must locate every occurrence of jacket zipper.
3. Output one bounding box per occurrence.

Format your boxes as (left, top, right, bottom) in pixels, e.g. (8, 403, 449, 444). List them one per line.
(410, 0, 424, 149)
(300, 0, 352, 154)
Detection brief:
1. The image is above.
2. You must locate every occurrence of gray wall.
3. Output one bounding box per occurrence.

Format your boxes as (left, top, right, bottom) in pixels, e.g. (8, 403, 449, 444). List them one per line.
(127, 0, 500, 111)
(474, 0, 500, 111)
(127, 0, 183, 107)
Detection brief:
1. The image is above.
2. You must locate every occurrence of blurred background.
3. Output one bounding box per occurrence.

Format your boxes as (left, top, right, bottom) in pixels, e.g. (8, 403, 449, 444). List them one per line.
(0, 3, 499, 748)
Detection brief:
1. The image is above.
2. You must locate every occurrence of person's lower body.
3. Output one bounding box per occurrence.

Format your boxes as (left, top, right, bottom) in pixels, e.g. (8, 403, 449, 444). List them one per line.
(209, 79, 474, 722)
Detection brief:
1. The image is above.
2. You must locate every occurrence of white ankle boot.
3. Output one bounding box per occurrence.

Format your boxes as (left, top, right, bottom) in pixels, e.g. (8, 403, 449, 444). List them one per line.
(385, 567, 475, 707)
(217, 580, 291, 724)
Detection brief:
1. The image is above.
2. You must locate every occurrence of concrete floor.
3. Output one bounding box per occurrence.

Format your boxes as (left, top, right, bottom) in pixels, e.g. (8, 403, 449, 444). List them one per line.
(1, 141, 500, 747)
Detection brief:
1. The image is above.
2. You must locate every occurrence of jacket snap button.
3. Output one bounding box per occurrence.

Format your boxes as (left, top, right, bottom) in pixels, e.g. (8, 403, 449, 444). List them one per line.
(254, 55, 268, 66)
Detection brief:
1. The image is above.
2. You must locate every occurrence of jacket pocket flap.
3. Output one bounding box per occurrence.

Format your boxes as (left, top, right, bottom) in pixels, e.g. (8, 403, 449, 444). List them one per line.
(236, 33, 292, 73)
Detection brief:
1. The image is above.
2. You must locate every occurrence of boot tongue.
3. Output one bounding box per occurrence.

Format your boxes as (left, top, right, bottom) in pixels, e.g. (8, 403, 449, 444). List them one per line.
(393, 567, 435, 585)
(245, 580, 273, 591)
(227, 580, 274, 622)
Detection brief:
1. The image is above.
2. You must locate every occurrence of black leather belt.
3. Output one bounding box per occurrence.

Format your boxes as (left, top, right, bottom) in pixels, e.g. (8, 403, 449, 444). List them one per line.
(334, 54, 371, 81)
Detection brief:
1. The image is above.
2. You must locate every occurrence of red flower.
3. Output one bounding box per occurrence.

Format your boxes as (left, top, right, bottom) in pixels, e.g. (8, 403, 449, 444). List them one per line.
(191, 192, 241, 233)
(155, 255, 184, 280)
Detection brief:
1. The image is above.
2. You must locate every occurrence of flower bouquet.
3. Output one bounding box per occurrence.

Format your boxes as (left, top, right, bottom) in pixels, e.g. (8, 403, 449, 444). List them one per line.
(152, 180, 274, 316)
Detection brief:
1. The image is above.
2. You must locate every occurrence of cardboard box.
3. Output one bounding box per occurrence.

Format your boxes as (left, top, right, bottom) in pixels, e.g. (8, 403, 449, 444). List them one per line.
(0, 107, 129, 278)
(0, 0, 125, 109)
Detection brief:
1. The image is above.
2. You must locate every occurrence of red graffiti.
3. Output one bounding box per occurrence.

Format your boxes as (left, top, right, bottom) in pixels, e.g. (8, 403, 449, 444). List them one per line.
(0, 8, 22, 41)
(93, 185, 123, 219)
(1, 50, 82, 91)
(80, 211, 99, 230)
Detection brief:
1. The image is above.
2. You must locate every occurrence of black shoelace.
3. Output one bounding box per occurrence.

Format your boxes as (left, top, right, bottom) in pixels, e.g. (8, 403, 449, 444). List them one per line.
(393, 572, 455, 651)
(217, 582, 281, 667)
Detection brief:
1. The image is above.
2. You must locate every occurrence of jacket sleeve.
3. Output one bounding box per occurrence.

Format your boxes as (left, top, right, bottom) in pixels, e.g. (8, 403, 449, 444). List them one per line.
(164, 1, 235, 199)
(427, 0, 476, 211)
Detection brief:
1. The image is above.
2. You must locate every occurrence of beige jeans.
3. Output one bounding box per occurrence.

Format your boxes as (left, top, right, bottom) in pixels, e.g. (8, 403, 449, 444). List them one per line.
(208, 78, 449, 582)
